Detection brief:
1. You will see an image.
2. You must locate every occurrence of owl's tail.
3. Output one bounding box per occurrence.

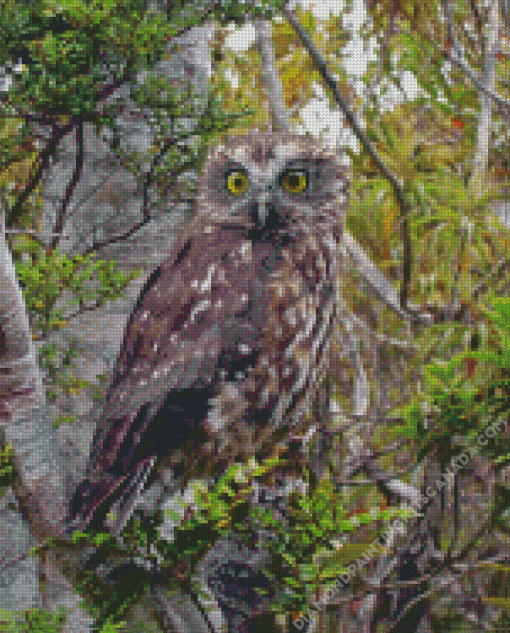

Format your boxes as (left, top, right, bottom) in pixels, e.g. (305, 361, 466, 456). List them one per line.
(66, 457, 155, 535)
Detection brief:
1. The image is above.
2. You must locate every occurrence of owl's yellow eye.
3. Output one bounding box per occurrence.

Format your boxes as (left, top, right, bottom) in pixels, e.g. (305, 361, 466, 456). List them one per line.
(281, 170, 308, 194)
(227, 170, 249, 196)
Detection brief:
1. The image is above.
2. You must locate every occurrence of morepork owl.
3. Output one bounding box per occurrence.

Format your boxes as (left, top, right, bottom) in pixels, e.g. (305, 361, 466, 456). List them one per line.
(67, 131, 350, 533)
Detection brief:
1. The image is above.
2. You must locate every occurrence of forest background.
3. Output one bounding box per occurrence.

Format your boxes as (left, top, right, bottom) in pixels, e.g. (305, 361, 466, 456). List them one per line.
(1, 0, 510, 632)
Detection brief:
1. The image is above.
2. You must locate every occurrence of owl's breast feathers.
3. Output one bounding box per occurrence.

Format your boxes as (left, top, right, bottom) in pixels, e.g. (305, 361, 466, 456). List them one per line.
(67, 226, 336, 531)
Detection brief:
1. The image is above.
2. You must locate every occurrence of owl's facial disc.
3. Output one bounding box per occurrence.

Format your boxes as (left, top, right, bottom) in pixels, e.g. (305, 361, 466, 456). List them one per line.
(224, 162, 312, 232)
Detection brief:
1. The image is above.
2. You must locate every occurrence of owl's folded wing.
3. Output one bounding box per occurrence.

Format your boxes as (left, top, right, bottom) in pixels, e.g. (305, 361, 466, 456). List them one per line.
(67, 234, 234, 531)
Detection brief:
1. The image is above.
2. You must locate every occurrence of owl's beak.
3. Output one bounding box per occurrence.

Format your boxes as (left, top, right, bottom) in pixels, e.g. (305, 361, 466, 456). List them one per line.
(252, 192, 275, 229)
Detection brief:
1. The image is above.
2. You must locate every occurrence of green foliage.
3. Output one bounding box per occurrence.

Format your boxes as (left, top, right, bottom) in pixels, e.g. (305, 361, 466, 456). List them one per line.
(0, 0, 283, 119)
(60, 457, 408, 626)
(39, 340, 87, 399)
(0, 606, 137, 632)
(0, 607, 67, 632)
(0, 441, 15, 488)
(254, 478, 356, 611)
(390, 296, 510, 459)
(209, 5, 352, 135)
(258, 480, 410, 613)
(8, 238, 140, 409)
(1, 0, 195, 116)
(12, 240, 139, 340)
(212, 0, 284, 26)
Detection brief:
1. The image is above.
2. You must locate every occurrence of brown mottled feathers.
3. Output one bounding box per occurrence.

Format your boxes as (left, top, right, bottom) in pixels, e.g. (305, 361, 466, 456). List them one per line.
(67, 132, 350, 532)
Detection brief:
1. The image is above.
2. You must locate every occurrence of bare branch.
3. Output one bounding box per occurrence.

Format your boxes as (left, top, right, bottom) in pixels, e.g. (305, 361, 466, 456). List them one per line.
(7, 117, 79, 226)
(80, 131, 185, 257)
(254, 18, 290, 133)
(51, 120, 84, 251)
(466, 0, 499, 194)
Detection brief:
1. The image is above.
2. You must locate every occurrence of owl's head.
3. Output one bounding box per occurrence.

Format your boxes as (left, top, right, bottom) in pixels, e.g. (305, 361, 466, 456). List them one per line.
(194, 132, 349, 240)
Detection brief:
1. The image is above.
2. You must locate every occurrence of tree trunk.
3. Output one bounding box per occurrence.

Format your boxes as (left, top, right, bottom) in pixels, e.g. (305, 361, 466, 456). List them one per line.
(469, 0, 498, 195)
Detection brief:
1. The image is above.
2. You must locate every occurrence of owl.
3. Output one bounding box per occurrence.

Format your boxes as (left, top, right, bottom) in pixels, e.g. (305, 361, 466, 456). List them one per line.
(66, 131, 350, 533)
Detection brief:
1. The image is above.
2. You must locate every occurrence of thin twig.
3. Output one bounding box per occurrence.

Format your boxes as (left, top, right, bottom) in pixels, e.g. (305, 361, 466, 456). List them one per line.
(51, 119, 84, 251)
(7, 116, 79, 226)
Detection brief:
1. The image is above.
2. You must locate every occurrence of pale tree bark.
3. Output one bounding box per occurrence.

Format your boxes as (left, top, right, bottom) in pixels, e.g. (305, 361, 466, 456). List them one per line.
(0, 197, 87, 627)
(254, 18, 290, 133)
(468, 0, 499, 196)
(0, 203, 63, 536)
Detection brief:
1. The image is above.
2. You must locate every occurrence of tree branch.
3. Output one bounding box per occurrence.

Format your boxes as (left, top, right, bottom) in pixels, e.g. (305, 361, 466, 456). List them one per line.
(51, 120, 85, 251)
(254, 17, 290, 133)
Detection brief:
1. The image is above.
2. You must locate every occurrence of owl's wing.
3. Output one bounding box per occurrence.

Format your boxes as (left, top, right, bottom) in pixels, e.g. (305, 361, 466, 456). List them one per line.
(67, 232, 244, 532)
